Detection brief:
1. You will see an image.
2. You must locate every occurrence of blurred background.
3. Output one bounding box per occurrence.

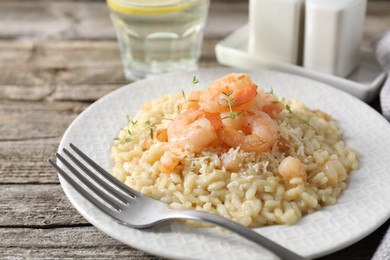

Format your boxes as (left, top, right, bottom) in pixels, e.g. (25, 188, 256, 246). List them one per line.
(0, 0, 389, 103)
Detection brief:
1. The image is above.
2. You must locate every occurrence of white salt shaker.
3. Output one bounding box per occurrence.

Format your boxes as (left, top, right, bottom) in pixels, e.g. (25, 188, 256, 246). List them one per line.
(248, 0, 305, 64)
(303, 0, 367, 77)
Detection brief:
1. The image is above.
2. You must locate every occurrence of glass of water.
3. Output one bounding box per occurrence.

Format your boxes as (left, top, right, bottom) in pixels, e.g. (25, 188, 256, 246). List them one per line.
(107, 0, 210, 80)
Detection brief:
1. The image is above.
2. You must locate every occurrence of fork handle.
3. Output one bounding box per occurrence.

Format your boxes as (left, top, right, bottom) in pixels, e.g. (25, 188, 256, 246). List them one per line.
(168, 210, 306, 260)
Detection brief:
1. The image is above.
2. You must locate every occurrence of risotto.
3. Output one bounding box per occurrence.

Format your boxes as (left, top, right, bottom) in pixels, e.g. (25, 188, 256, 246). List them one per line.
(110, 73, 359, 227)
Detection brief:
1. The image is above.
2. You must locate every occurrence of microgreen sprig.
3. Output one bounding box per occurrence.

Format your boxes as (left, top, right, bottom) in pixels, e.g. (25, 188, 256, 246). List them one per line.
(221, 92, 241, 121)
(192, 75, 199, 85)
(127, 115, 138, 126)
(114, 127, 137, 143)
(181, 76, 200, 109)
(285, 104, 314, 129)
(145, 118, 156, 139)
(266, 88, 275, 96)
(266, 88, 284, 104)
(126, 129, 136, 140)
(267, 88, 315, 130)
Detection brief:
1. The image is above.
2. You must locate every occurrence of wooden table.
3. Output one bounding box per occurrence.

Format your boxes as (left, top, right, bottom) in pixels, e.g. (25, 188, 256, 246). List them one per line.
(1, 0, 389, 259)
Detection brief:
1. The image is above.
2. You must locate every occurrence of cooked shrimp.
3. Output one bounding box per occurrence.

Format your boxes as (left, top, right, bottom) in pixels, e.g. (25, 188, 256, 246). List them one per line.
(167, 110, 222, 152)
(199, 73, 258, 113)
(159, 151, 180, 173)
(217, 111, 278, 153)
(155, 128, 168, 142)
(261, 93, 284, 118)
(184, 91, 201, 110)
(278, 156, 307, 181)
(235, 93, 266, 112)
(323, 159, 347, 186)
(234, 92, 283, 118)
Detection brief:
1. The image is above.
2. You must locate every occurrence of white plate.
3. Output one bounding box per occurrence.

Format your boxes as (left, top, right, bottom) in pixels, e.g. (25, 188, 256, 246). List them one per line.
(215, 24, 386, 103)
(58, 68, 390, 260)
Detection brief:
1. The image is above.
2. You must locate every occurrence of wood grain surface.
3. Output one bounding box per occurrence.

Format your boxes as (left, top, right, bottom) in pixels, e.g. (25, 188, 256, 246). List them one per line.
(1, 0, 389, 259)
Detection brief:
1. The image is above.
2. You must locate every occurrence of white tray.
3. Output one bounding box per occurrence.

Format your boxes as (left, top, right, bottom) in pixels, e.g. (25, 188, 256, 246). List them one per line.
(215, 24, 386, 102)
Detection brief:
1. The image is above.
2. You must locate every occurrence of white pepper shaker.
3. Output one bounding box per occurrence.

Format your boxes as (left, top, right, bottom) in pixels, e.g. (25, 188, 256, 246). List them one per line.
(248, 0, 305, 65)
(303, 0, 367, 77)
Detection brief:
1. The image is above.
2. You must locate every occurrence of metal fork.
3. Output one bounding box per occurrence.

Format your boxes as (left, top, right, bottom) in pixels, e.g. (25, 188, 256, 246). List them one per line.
(48, 143, 306, 260)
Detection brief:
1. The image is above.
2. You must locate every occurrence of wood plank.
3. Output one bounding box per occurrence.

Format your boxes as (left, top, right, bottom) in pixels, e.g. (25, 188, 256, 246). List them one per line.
(0, 41, 34, 64)
(0, 66, 56, 101)
(0, 140, 60, 184)
(0, 40, 126, 101)
(0, 184, 86, 226)
(0, 227, 161, 259)
(25, 41, 123, 69)
(0, 100, 87, 140)
(0, 41, 122, 69)
(0, 139, 71, 184)
(0, 101, 88, 184)
(0, 0, 114, 40)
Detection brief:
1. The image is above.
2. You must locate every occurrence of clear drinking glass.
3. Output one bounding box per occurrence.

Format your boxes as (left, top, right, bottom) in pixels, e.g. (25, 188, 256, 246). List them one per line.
(107, 0, 210, 80)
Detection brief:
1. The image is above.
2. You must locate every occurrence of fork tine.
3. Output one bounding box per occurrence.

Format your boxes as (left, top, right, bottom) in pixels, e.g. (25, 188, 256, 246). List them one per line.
(55, 152, 123, 211)
(63, 148, 131, 204)
(48, 158, 117, 216)
(69, 143, 142, 198)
